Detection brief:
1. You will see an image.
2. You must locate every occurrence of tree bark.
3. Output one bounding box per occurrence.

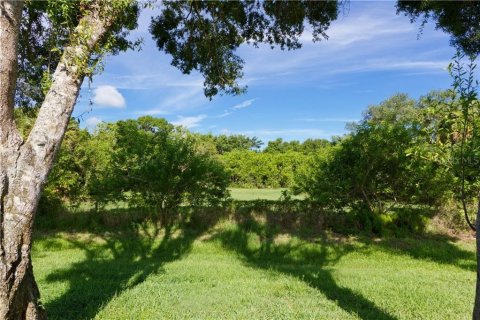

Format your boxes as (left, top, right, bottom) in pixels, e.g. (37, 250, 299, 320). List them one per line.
(0, 1, 111, 318)
(473, 195, 480, 320)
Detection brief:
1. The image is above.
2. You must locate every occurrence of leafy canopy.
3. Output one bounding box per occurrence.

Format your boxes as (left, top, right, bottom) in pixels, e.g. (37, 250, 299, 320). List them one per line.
(397, 1, 480, 56)
(150, 0, 339, 97)
(16, 0, 340, 108)
(17, 0, 140, 108)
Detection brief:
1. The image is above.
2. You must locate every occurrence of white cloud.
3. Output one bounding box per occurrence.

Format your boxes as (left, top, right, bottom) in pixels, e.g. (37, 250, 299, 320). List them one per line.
(232, 98, 257, 110)
(238, 2, 452, 87)
(94, 73, 204, 91)
(297, 117, 360, 123)
(210, 98, 258, 120)
(85, 116, 102, 129)
(324, 13, 415, 47)
(137, 108, 170, 116)
(92, 85, 126, 108)
(215, 111, 233, 118)
(159, 86, 205, 111)
(171, 115, 206, 128)
(350, 59, 449, 73)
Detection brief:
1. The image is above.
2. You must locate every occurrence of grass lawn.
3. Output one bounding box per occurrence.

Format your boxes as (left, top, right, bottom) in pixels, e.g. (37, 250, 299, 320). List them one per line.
(33, 218, 476, 320)
(68, 189, 297, 212)
(229, 188, 304, 201)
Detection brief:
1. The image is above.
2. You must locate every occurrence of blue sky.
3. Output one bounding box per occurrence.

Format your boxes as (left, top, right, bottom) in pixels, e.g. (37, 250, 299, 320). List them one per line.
(75, 1, 456, 143)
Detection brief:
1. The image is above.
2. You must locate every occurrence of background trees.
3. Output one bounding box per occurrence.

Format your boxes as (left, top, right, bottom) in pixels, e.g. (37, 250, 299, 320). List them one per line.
(33, 88, 479, 240)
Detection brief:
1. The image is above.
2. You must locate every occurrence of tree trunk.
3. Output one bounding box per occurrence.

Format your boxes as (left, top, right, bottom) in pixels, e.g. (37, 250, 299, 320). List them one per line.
(0, 1, 111, 318)
(473, 196, 480, 320)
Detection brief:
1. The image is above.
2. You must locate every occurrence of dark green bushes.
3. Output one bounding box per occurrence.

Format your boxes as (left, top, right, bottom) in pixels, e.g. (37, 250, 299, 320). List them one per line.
(226, 200, 432, 238)
(35, 198, 432, 238)
(297, 92, 479, 233)
(93, 117, 230, 213)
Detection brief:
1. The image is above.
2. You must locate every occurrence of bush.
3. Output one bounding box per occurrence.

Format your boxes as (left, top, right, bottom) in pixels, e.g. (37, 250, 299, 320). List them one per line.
(299, 94, 452, 214)
(101, 117, 230, 213)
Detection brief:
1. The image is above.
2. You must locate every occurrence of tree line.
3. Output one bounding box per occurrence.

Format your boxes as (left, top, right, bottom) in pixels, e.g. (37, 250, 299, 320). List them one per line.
(22, 87, 479, 236)
(14, 110, 331, 209)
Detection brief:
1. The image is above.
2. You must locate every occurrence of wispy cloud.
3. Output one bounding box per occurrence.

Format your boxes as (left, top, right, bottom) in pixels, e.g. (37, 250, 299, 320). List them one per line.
(171, 115, 207, 128)
(137, 108, 170, 116)
(297, 117, 360, 123)
(322, 13, 415, 47)
(77, 1, 455, 142)
(98, 73, 204, 91)
(92, 85, 126, 108)
(159, 87, 204, 109)
(239, 2, 451, 86)
(215, 111, 233, 118)
(232, 98, 257, 110)
(212, 98, 258, 119)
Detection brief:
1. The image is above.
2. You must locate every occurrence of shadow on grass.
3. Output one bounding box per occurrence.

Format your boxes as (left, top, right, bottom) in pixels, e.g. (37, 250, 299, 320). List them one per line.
(360, 234, 476, 272)
(42, 209, 222, 320)
(213, 214, 399, 320)
(38, 202, 475, 319)
(230, 201, 476, 272)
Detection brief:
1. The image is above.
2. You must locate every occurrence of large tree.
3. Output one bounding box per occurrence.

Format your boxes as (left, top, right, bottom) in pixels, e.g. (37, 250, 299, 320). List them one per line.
(0, 0, 339, 318)
(0, 1, 140, 318)
(397, 1, 480, 319)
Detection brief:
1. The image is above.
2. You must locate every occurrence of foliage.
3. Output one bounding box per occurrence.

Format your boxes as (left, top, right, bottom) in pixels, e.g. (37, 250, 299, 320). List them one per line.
(150, 1, 339, 97)
(14, 109, 92, 212)
(264, 138, 330, 154)
(17, 0, 141, 108)
(29, 88, 480, 234)
(44, 120, 91, 204)
(202, 133, 263, 154)
(397, 0, 480, 56)
(299, 94, 455, 215)
(102, 116, 230, 212)
(14, 113, 231, 216)
(229, 188, 303, 201)
(220, 150, 313, 188)
(83, 122, 117, 206)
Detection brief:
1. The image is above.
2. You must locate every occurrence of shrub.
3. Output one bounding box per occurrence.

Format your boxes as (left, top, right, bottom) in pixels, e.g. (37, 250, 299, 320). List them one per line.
(103, 117, 230, 214)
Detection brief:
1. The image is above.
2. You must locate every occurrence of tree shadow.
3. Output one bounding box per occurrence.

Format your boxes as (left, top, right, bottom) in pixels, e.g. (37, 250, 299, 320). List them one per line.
(42, 208, 222, 320)
(230, 201, 476, 272)
(213, 213, 399, 320)
(359, 234, 476, 272)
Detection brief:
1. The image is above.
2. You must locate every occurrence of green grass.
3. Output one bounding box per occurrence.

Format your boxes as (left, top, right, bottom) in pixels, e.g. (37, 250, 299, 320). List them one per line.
(229, 188, 304, 201)
(33, 217, 476, 320)
(68, 189, 295, 212)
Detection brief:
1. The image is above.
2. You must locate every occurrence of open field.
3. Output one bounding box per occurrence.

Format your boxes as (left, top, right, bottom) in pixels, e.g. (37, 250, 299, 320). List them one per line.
(229, 188, 304, 201)
(68, 189, 296, 212)
(33, 218, 475, 320)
